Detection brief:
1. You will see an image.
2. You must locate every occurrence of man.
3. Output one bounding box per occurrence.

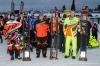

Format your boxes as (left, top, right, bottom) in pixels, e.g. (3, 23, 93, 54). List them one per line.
(79, 6, 92, 61)
(92, 23, 98, 40)
(59, 14, 67, 53)
(5, 14, 21, 60)
(64, 10, 79, 59)
(36, 16, 50, 58)
(0, 16, 4, 43)
(50, 12, 61, 59)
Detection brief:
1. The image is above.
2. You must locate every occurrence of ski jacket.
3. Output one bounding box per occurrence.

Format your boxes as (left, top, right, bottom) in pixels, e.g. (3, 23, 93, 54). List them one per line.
(51, 17, 61, 32)
(64, 17, 79, 36)
(36, 22, 50, 37)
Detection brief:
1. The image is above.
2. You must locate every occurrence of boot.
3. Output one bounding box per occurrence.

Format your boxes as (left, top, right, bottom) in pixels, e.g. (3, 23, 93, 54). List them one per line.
(79, 57, 87, 61)
(36, 55, 40, 58)
(72, 56, 76, 59)
(79, 51, 87, 61)
(11, 56, 14, 60)
(64, 56, 70, 58)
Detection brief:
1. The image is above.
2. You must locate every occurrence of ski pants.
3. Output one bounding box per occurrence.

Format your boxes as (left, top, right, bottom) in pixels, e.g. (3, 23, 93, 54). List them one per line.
(80, 35, 88, 51)
(8, 47, 20, 59)
(36, 37, 47, 57)
(65, 36, 77, 57)
(59, 33, 65, 52)
(0, 34, 3, 43)
(92, 32, 97, 40)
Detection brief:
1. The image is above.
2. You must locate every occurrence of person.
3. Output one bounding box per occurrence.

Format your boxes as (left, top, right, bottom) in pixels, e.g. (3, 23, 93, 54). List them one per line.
(49, 12, 61, 59)
(92, 23, 98, 40)
(35, 16, 50, 58)
(78, 5, 92, 61)
(4, 14, 21, 60)
(29, 15, 37, 52)
(0, 16, 4, 43)
(64, 10, 79, 59)
(59, 14, 67, 53)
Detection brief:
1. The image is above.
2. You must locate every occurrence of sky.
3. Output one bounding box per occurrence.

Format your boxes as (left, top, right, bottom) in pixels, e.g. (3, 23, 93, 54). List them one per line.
(0, 0, 100, 12)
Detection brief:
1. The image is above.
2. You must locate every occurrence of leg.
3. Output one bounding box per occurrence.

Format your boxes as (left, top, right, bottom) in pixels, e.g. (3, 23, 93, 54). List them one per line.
(36, 45, 41, 58)
(15, 49, 20, 59)
(42, 45, 47, 58)
(65, 36, 71, 57)
(72, 36, 77, 58)
(0, 35, 3, 43)
(77, 33, 81, 53)
(95, 33, 98, 40)
(62, 35, 65, 53)
(59, 34, 63, 52)
(8, 49, 14, 60)
(79, 35, 87, 61)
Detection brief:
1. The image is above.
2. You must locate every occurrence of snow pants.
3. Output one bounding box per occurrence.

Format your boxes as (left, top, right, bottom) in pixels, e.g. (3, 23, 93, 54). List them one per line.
(65, 36, 77, 57)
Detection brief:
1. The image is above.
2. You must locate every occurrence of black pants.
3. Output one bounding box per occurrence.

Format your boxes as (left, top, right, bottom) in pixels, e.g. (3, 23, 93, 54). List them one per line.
(59, 33, 65, 52)
(80, 35, 88, 52)
(30, 30, 36, 51)
(8, 47, 20, 59)
(36, 37, 47, 57)
(77, 32, 81, 53)
(36, 45, 47, 57)
(0, 35, 3, 43)
(92, 32, 97, 40)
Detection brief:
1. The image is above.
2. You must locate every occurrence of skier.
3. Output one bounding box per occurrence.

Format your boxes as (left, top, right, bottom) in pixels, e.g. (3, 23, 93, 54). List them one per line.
(50, 12, 61, 59)
(59, 14, 67, 53)
(0, 16, 4, 43)
(92, 23, 98, 40)
(79, 5, 92, 61)
(35, 16, 50, 58)
(4, 14, 22, 60)
(64, 10, 79, 59)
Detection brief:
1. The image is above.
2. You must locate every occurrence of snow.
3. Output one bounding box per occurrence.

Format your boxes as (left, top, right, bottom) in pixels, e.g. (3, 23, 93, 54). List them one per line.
(0, 24, 100, 66)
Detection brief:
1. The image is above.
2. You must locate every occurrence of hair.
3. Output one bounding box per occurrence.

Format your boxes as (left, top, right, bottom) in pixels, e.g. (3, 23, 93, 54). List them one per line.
(10, 14, 15, 17)
(0, 16, 4, 19)
(63, 14, 67, 18)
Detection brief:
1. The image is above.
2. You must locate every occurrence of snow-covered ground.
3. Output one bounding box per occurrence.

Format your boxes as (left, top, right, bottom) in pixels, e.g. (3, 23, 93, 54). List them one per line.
(0, 24, 100, 66)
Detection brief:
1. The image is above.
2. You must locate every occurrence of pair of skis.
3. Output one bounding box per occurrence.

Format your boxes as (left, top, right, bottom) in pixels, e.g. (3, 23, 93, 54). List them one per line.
(50, 13, 59, 60)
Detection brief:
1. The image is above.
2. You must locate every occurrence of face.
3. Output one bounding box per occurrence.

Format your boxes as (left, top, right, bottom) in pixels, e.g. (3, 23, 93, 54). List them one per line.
(23, 17, 27, 21)
(70, 11, 75, 18)
(82, 16, 87, 20)
(10, 15, 15, 20)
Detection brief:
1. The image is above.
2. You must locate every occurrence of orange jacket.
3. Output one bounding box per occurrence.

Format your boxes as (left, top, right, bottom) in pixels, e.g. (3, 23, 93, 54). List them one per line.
(65, 23, 77, 36)
(36, 22, 50, 37)
(52, 17, 60, 32)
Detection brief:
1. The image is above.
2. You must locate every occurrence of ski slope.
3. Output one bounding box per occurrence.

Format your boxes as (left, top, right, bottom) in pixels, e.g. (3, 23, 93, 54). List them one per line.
(0, 25, 100, 66)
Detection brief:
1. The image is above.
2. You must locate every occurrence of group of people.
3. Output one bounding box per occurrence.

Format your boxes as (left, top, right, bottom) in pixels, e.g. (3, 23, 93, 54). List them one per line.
(0, 8, 99, 61)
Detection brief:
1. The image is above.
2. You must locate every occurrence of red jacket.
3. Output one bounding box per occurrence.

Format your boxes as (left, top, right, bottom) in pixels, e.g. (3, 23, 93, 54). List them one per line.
(36, 22, 50, 37)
